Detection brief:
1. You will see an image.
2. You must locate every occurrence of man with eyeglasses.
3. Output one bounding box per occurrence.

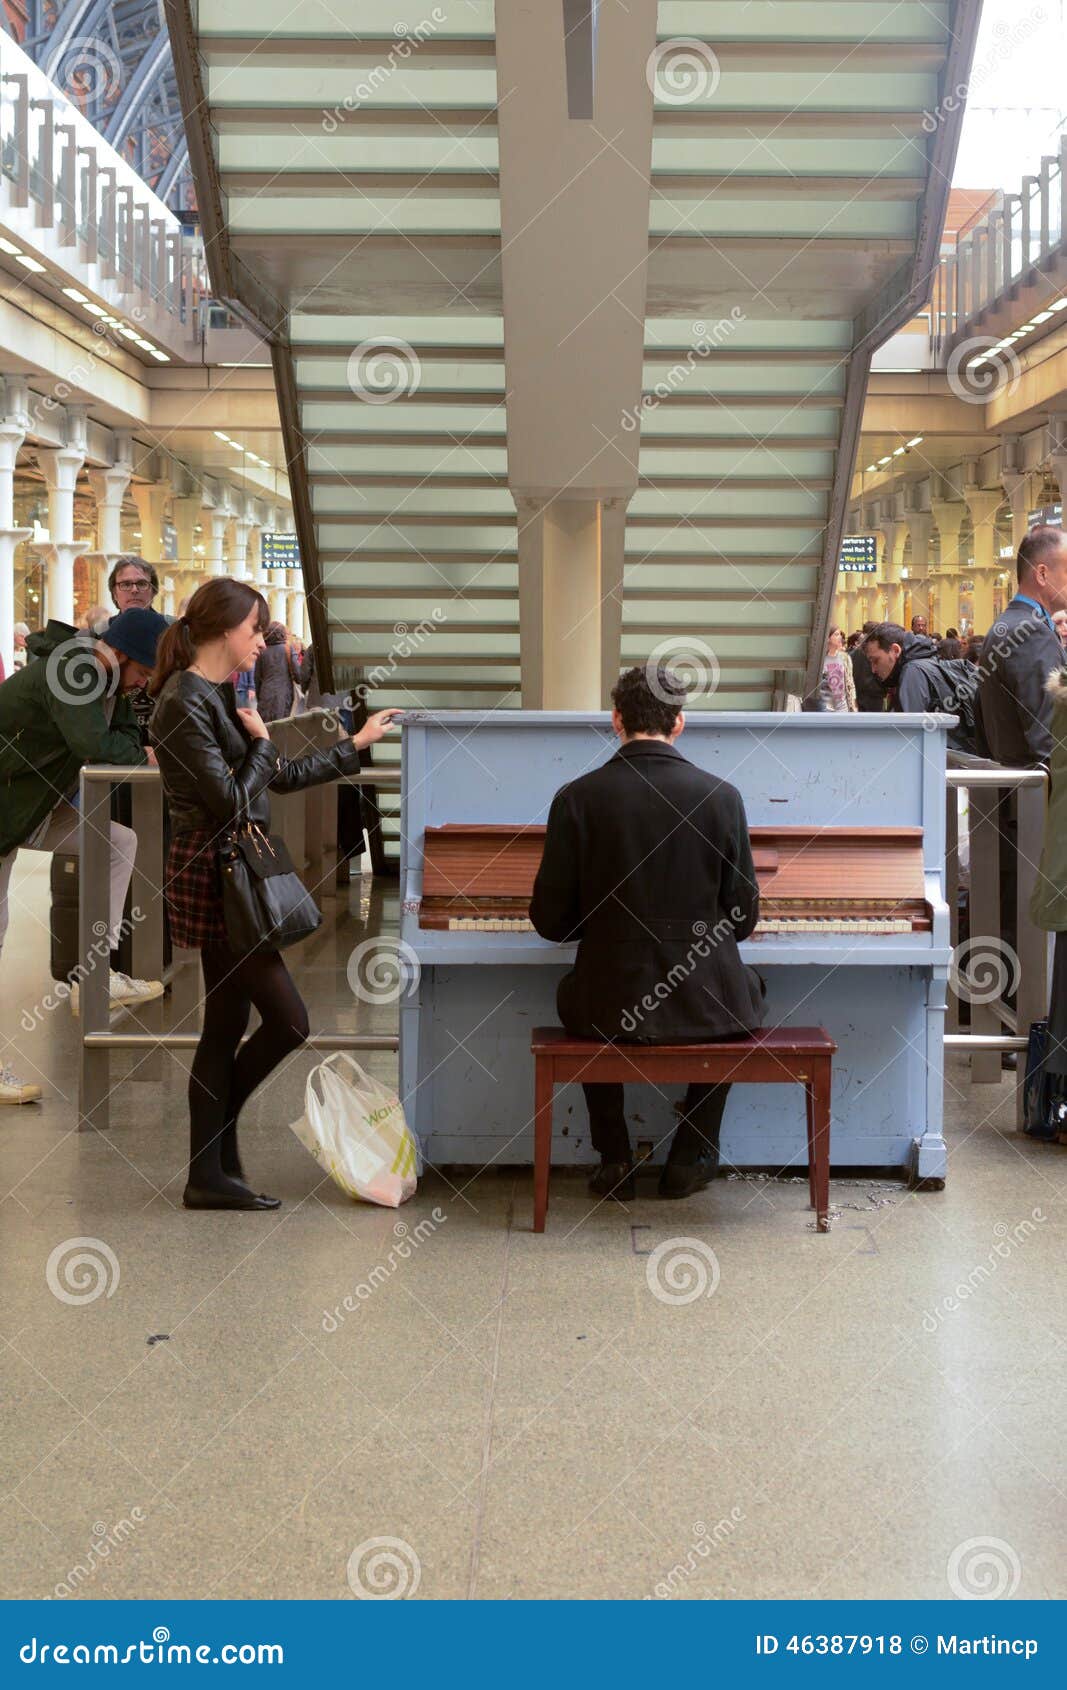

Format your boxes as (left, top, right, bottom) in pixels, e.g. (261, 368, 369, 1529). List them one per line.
(107, 556, 173, 738)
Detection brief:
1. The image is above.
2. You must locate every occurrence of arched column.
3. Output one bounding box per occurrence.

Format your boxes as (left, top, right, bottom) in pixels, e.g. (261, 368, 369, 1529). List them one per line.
(963, 485, 1005, 635)
(931, 498, 966, 631)
(0, 376, 32, 673)
(38, 406, 89, 625)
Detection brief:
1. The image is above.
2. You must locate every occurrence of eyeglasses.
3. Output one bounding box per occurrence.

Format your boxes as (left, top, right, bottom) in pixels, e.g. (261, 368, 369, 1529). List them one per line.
(115, 579, 152, 594)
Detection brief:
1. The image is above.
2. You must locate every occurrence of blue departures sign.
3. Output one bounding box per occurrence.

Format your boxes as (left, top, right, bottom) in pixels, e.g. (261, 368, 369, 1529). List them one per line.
(839, 534, 878, 572)
(261, 532, 301, 569)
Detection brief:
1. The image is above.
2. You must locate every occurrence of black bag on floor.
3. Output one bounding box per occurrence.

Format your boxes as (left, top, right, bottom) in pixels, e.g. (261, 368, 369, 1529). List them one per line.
(1022, 1019, 1067, 1140)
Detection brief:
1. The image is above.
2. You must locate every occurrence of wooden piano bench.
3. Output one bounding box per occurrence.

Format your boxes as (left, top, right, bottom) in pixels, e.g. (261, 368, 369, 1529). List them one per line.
(530, 1025, 838, 1235)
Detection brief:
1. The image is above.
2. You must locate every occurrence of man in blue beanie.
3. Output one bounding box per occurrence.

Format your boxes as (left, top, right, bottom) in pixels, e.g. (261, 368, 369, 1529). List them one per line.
(0, 607, 169, 1104)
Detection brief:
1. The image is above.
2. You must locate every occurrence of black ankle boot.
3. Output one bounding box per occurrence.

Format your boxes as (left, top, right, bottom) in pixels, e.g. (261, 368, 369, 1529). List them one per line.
(588, 1158, 636, 1201)
(183, 1178, 280, 1212)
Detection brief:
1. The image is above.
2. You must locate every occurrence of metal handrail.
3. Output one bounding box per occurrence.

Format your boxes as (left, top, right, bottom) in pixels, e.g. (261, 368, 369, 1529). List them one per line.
(944, 753, 1049, 1121)
(77, 763, 397, 1133)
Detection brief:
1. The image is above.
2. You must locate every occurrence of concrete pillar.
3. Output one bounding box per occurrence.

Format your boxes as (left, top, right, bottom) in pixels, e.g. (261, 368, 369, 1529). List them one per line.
(87, 443, 133, 609)
(931, 499, 966, 632)
(0, 377, 32, 674)
(880, 521, 908, 626)
(131, 481, 170, 570)
(963, 489, 1005, 634)
(171, 492, 203, 606)
(1001, 471, 1032, 553)
(37, 407, 88, 625)
(907, 513, 933, 622)
(518, 496, 605, 709)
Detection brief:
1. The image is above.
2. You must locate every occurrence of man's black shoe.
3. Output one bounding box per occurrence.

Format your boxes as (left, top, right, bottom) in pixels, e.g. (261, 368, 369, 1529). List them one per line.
(588, 1159, 636, 1201)
(658, 1154, 716, 1199)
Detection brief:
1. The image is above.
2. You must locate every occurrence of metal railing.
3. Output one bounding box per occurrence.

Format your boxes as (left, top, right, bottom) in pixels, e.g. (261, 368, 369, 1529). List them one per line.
(76, 760, 398, 1134)
(944, 756, 1050, 1125)
(930, 132, 1067, 359)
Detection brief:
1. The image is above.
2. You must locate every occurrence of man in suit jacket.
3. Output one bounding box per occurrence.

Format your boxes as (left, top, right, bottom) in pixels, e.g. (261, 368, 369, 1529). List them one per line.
(530, 663, 764, 1202)
(975, 525, 1067, 768)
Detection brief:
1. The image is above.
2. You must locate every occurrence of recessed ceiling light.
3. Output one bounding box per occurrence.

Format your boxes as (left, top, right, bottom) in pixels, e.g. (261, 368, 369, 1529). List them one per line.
(82, 302, 108, 317)
(1032, 310, 1054, 323)
(213, 431, 231, 442)
(61, 286, 88, 303)
(117, 325, 139, 339)
(907, 436, 924, 447)
(0, 237, 22, 256)
(893, 446, 906, 455)
(878, 455, 892, 465)
(865, 464, 877, 472)
(14, 254, 46, 272)
(1050, 297, 1067, 311)
(149, 349, 170, 361)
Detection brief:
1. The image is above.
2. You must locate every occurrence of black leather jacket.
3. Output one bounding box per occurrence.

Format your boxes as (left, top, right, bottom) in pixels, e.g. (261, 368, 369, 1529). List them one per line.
(149, 669, 361, 836)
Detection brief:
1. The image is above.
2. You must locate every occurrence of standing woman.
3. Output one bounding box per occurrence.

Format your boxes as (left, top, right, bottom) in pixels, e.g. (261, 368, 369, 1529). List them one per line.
(148, 578, 398, 1211)
(820, 625, 857, 712)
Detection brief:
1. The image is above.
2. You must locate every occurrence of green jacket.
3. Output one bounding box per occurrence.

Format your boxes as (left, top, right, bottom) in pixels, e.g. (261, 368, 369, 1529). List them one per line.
(1031, 670, 1067, 931)
(0, 620, 146, 857)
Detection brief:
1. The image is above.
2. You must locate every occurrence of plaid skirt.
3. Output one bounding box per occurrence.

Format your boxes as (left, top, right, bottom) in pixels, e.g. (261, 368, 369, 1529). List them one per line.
(165, 828, 229, 949)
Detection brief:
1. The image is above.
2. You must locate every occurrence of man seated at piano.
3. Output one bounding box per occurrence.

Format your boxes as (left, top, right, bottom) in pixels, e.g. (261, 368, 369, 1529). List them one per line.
(529, 662, 765, 1203)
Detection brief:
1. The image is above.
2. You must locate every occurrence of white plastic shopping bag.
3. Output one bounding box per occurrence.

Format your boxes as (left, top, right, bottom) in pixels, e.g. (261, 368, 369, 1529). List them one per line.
(290, 1052, 418, 1206)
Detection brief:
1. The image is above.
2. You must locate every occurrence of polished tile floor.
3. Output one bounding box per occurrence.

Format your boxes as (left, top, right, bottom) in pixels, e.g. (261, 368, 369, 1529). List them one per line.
(1, 851, 1065, 1601)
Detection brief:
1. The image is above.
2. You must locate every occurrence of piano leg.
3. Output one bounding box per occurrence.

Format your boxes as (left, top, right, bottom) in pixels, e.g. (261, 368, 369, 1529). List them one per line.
(804, 1083, 816, 1212)
(533, 1057, 554, 1233)
(812, 1061, 832, 1232)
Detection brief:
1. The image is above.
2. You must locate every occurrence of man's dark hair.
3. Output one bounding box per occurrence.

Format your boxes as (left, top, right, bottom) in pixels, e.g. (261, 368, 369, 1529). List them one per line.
(612, 663, 688, 736)
(108, 553, 160, 599)
(1018, 524, 1066, 580)
(864, 622, 907, 653)
(861, 620, 878, 635)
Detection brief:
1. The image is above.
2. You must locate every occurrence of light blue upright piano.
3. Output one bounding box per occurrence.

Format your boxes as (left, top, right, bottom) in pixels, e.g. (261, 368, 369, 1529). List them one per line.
(398, 712, 952, 1184)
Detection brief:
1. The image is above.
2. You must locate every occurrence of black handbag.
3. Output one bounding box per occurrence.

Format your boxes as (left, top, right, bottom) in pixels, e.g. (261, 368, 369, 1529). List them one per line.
(217, 820, 322, 957)
(1022, 1019, 1067, 1141)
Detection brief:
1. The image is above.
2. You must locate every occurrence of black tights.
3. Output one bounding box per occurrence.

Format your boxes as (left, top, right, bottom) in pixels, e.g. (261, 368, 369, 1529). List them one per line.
(187, 944, 310, 1192)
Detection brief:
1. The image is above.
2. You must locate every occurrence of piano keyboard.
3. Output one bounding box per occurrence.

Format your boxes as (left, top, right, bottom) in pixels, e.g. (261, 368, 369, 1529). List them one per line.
(448, 917, 535, 931)
(443, 915, 915, 934)
(755, 917, 914, 935)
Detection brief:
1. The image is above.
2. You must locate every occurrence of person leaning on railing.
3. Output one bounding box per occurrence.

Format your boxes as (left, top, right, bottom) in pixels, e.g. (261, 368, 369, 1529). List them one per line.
(0, 607, 170, 1107)
(147, 576, 400, 1212)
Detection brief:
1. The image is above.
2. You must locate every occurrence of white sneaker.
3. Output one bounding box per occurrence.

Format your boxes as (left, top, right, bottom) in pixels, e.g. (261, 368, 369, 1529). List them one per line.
(0, 1063, 42, 1104)
(69, 970, 165, 1017)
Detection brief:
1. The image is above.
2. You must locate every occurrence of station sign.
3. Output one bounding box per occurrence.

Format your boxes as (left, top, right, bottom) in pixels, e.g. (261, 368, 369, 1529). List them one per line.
(839, 534, 878, 573)
(1028, 503, 1063, 529)
(261, 531, 301, 569)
